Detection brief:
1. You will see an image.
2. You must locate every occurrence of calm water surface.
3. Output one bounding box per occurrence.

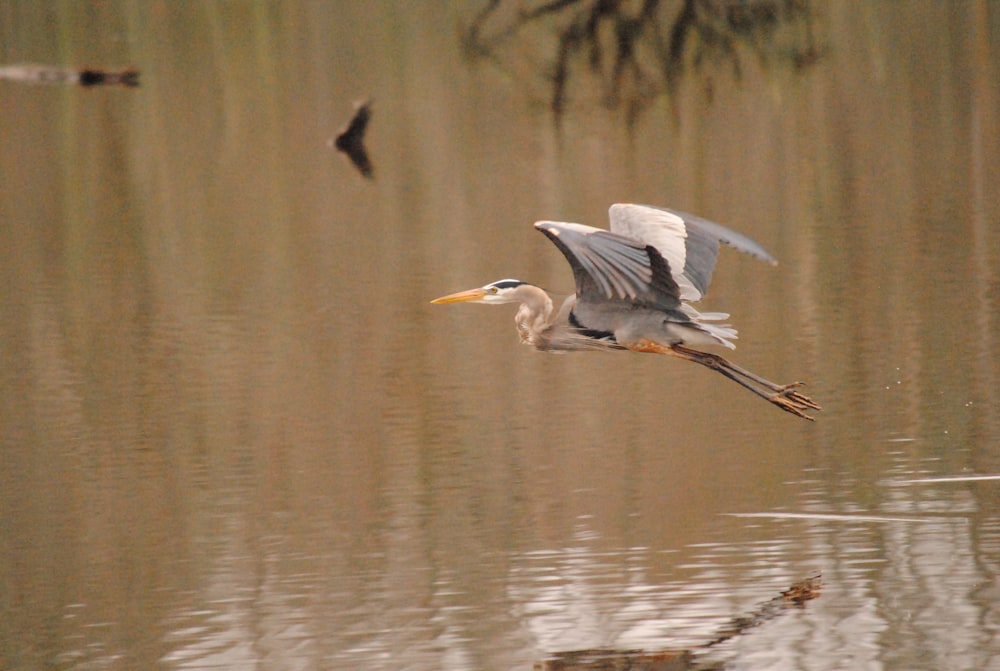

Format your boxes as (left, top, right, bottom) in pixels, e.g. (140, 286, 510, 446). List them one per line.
(2, 3, 999, 670)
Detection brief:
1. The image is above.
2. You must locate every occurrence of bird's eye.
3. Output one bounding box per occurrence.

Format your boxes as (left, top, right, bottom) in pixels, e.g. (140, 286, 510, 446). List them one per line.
(489, 287, 498, 294)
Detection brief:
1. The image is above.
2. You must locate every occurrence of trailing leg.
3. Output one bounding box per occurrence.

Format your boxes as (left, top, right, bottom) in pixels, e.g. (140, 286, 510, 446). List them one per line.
(626, 340, 821, 420)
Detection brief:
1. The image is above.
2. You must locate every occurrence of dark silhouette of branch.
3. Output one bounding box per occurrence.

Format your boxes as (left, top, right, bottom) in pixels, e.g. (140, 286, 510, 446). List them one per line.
(536, 574, 822, 670)
(463, 0, 820, 123)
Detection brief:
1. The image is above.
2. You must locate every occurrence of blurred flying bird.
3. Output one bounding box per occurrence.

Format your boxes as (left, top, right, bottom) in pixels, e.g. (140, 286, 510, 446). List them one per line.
(330, 98, 373, 179)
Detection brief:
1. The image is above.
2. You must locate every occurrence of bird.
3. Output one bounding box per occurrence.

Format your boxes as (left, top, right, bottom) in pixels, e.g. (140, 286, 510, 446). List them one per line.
(430, 203, 821, 420)
(330, 98, 373, 178)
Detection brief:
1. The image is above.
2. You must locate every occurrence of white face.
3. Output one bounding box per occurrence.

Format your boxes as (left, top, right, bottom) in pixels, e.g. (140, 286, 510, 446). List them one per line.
(481, 279, 526, 303)
(431, 279, 527, 305)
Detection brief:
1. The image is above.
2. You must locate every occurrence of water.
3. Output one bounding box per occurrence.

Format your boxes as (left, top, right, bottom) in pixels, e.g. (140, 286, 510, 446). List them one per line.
(2, 2, 999, 670)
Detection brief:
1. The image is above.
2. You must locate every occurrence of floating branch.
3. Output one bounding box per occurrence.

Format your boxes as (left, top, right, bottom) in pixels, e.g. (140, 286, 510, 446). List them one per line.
(704, 573, 822, 647)
(0, 63, 139, 87)
(535, 574, 823, 670)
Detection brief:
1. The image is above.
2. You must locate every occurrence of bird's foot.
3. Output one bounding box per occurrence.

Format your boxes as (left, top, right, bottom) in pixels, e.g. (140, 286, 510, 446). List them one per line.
(778, 383, 822, 410)
(769, 385, 822, 420)
(776, 381, 806, 391)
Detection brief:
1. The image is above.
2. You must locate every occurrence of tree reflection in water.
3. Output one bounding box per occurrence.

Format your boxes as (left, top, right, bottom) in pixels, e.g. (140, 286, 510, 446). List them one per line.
(463, 0, 821, 124)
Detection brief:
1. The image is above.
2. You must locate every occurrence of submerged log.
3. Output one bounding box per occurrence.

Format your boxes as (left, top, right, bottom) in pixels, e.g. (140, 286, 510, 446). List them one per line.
(0, 64, 139, 87)
(705, 573, 823, 647)
(535, 574, 822, 671)
(536, 648, 694, 671)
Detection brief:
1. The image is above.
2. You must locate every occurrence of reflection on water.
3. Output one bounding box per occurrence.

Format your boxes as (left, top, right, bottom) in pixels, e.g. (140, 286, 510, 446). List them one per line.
(464, 0, 822, 122)
(2, 2, 1000, 670)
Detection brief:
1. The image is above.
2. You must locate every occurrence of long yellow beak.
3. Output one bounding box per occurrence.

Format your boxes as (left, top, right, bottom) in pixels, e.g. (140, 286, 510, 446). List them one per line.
(430, 287, 487, 304)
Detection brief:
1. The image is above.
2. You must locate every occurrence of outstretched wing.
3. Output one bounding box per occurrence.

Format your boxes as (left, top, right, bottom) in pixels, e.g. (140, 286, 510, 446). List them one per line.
(534, 221, 681, 311)
(608, 203, 776, 302)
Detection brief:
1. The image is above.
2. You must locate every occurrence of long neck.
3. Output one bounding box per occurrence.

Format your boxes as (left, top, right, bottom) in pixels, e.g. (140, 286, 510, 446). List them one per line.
(512, 284, 554, 346)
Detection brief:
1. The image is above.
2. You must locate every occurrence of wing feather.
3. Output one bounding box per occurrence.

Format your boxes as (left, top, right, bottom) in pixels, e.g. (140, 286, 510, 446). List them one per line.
(534, 221, 680, 309)
(609, 203, 776, 302)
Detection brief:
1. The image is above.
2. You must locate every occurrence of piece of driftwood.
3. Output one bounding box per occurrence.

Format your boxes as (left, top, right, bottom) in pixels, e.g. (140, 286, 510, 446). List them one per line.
(704, 573, 822, 647)
(537, 648, 694, 671)
(535, 574, 822, 671)
(0, 64, 139, 87)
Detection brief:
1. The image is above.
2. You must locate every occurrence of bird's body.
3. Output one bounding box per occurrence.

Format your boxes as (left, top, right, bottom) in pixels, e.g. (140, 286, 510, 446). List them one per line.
(432, 203, 820, 419)
(496, 284, 611, 351)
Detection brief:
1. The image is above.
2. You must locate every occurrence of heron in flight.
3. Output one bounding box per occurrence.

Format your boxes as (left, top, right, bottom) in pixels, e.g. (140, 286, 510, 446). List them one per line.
(431, 203, 820, 420)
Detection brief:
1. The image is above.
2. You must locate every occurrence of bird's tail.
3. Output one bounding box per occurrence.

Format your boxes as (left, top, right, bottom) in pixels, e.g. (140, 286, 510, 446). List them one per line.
(680, 305, 738, 349)
(697, 322, 738, 349)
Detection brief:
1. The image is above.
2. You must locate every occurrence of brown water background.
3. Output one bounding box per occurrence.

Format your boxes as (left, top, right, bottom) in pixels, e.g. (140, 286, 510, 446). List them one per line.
(2, 2, 1000, 670)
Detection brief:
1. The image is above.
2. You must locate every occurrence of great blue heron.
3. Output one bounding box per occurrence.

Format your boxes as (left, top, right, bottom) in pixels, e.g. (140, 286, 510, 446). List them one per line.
(431, 203, 821, 420)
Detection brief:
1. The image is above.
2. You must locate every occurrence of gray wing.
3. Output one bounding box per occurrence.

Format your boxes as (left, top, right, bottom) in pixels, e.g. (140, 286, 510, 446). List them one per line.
(534, 221, 681, 310)
(608, 203, 777, 302)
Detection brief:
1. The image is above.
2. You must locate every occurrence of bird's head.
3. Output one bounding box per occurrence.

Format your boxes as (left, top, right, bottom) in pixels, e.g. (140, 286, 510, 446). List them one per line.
(430, 279, 529, 305)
